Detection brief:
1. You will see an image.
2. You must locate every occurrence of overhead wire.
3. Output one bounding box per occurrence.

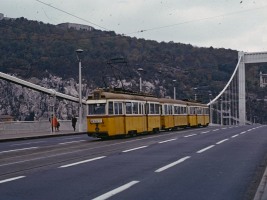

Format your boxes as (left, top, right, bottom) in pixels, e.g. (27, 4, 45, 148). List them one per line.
(126, 4, 267, 35)
(34, 0, 267, 40)
(35, 0, 109, 31)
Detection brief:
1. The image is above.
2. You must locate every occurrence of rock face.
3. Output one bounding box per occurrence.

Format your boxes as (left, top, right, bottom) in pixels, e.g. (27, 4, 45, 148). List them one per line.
(0, 73, 161, 121)
(0, 74, 87, 121)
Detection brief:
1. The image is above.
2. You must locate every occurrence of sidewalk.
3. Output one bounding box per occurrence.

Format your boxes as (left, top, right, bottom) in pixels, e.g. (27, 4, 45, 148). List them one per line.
(0, 130, 87, 142)
(254, 166, 267, 200)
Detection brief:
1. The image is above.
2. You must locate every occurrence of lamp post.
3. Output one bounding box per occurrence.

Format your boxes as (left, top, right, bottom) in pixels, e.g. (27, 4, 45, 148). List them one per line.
(137, 67, 144, 92)
(76, 49, 83, 132)
(49, 89, 56, 133)
(173, 80, 176, 100)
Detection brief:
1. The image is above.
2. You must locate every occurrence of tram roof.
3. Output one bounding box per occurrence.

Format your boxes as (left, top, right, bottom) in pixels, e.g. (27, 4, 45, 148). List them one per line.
(159, 98, 187, 105)
(87, 89, 159, 102)
(87, 88, 208, 107)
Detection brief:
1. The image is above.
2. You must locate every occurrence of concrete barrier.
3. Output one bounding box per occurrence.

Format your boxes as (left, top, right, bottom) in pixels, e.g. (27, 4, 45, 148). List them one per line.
(0, 120, 74, 134)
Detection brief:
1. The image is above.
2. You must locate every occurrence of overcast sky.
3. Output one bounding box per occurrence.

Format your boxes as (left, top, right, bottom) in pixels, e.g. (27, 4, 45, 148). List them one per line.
(2, 0, 267, 52)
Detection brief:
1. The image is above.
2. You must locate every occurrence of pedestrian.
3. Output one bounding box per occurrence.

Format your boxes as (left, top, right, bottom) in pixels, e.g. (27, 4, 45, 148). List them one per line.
(72, 116, 77, 131)
(49, 115, 58, 132)
(56, 121, 60, 131)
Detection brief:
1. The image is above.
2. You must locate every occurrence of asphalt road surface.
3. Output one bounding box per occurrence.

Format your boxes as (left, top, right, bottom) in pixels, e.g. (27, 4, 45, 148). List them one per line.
(0, 125, 267, 200)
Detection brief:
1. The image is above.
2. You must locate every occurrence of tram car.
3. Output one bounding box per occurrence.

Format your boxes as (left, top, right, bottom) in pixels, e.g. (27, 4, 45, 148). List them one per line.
(160, 98, 188, 130)
(86, 89, 209, 139)
(86, 89, 161, 138)
(187, 101, 210, 127)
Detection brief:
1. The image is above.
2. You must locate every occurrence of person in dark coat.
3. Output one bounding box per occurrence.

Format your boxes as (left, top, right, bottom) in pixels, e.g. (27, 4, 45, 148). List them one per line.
(71, 116, 77, 131)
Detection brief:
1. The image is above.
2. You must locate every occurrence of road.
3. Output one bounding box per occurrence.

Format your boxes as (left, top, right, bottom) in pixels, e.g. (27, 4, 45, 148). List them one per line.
(0, 125, 267, 200)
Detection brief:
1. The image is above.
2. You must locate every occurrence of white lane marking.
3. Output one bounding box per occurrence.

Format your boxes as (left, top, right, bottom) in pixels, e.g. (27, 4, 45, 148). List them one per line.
(122, 146, 148, 153)
(240, 131, 246, 134)
(213, 129, 219, 132)
(0, 147, 38, 154)
(201, 131, 210, 134)
(59, 156, 106, 168)
(155, 156, 191, 173)
(0, 176, 25, 184)
(247, 129, 252, 132)
(58, 136, 85, 141)
(221, 127, 227, 130)
(184, 134, 197, 138)
(197, 145, 215, 153)
(216, 139, 229, 144)
(231, 134, 239, 138)
(92, 181, 140, 200)
(158, 138, 177, 144)
(11, 141, 45, 146)
(59, 140, 86, 145)
(0, 128, 203, 167)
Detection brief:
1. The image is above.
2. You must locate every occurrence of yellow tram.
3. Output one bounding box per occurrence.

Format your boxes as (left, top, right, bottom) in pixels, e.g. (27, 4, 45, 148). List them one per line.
(160, 98, 188, 130)
(86, 89, 209, 139)
(86, 89, 160, 138)
(187, 102, 210, 127)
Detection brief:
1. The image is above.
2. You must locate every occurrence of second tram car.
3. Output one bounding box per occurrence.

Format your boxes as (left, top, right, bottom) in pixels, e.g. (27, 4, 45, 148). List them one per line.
(86, 89, 209, 139)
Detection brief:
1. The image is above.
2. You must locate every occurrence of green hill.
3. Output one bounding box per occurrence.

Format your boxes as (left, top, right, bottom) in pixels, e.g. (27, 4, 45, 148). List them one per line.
(1, 17, 266, 122)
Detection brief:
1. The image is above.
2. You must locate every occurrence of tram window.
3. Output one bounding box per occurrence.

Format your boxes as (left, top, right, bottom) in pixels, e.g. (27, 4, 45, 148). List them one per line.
(114, 102, 123, 115)
(150, 104, 155, 114)
(155, 104, 160, 114)
(133, 102, 138, 114)
(174, 106, 178, 114)
(126, 102, 132, 114)
(114, 103, 119, 114)
(119, 103, 123, 114)
(88, 103, 106, 115)
(145, 103, 149, 114)
(108, 102, 114, 114)
(182, 107, 186, 114)
(168, 105, 173, 115)
(197, 108, 202, 114)
(164, 105, 168, 115)
(139, 103, 143, 114)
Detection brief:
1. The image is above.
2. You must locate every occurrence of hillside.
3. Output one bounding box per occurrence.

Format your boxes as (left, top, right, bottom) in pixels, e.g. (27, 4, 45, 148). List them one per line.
(1, 17, 266, 122)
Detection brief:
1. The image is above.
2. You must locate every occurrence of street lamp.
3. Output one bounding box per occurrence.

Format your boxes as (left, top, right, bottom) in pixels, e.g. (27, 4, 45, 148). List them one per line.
(173, 80, 176, 100)
(76, 48, 83, 132)
(137, 67, 144, 92)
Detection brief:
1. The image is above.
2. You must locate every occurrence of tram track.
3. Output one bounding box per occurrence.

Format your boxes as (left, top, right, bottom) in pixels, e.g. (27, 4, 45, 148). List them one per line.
(0, 128, 210, 179)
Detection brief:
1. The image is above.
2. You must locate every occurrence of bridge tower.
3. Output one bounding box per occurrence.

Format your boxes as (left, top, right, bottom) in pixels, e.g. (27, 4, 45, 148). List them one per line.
(238, 52, 267, 125)
(209, 51, 267, 125)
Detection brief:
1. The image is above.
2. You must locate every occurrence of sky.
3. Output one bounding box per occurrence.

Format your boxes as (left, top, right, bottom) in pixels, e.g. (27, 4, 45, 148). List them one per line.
(1, 0, 267, 52)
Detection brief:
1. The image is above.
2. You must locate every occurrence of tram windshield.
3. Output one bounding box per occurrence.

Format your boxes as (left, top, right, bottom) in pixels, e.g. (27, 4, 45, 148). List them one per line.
(88, 103, 106, 115)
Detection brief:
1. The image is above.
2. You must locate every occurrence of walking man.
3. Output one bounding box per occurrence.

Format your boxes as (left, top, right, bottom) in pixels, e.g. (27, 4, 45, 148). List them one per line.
(71, 116, 77, 131)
